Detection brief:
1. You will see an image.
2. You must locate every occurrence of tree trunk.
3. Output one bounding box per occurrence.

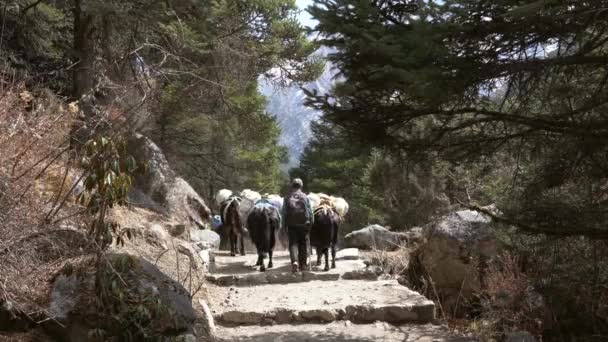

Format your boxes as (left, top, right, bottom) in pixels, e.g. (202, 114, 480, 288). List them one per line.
(72, 0, 96, 99)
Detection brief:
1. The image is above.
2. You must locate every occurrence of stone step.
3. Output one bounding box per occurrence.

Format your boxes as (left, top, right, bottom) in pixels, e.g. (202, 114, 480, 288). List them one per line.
(207, 249, 380, 286)
(209, 280, 435, 326)
(214, 321, 461, 342)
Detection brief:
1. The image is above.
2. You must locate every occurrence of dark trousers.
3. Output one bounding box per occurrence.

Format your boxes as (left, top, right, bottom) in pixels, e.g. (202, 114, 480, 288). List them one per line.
(287, 225, 310, 268)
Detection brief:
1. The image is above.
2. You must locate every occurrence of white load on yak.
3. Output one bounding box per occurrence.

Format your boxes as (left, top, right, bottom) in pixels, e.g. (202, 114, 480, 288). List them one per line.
(332, 197, 349, 217)
(265, 194, 283, 211)
(307, 193, 321, 209)
(239, 189, 261, 218)
(307, 192, 349, 218)
(215, 189, 233, 207)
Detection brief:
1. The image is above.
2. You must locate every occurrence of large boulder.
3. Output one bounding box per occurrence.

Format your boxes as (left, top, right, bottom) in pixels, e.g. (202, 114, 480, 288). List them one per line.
(127, 134, 211, 232)
(191, 229, 221, 250)
(411, 208, 502, 313)
(344, 225, 409, 251)
(47, 254, 197, 341)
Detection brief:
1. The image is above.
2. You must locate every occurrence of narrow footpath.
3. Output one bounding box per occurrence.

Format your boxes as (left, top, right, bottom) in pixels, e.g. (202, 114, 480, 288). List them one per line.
(203, 249, 465, 341)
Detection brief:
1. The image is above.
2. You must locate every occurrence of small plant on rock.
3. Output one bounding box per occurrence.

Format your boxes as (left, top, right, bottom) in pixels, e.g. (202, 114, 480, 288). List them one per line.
(78, 135, 138, 253)
(78, 135, 140, 318)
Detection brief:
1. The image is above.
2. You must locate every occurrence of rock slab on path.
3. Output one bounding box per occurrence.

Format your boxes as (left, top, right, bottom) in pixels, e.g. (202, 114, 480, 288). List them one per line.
(211, 279, 434, 325)
(215, 321, 465, 342)
(206, 250, 378, 286)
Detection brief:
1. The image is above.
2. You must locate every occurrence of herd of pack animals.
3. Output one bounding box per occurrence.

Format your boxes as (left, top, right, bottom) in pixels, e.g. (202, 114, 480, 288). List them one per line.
(215, 184, 349, 273)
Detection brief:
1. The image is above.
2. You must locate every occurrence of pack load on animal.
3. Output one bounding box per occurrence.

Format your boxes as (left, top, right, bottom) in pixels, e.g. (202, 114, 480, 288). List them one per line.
(307, 193, 321, 209)
(215, 189, 234, 207)
(285, 191, 310, 226)
(239, 189, 261, 219)
(307, 193, 349, 218)
(248, 196, 282, 272)
(332, 197, 349, 217)
(265, 194, 283, 211)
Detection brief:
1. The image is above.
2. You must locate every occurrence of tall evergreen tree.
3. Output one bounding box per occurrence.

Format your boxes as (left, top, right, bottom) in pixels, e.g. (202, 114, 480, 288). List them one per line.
(307, 0, 608, 238)
(1, 0, 319, 202)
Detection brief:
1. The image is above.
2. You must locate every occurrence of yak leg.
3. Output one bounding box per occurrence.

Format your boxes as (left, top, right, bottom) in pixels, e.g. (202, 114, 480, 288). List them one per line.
(239, 234, 246, 256)
(229, 231, 236, 256)
(323, 248, 330, 271)
(268, 249, 273, 269)
(316, 247, 322, 266)
(258, 252, 266, 272)
(331, 244, 337, 269)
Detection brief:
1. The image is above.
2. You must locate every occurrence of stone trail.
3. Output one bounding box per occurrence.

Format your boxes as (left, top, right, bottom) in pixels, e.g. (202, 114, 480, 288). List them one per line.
(204, 249, 463, 341)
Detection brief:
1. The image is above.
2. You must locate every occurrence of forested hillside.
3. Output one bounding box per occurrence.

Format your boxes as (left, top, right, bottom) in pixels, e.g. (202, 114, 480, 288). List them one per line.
(1, 0, 320, 199)
(0, 1, 319, 340)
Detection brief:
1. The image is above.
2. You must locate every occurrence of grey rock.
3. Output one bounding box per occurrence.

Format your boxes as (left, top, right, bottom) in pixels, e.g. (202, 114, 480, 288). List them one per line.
(299, 309, 337, 322)
(236, 273, 269, 286)
(272, 309, 296, 324)
(49, 274, 81, 321)
(199, 249, 216, 272)
(177, 242, 202, 270)
(342, 269, 379, 281)
(412, 208, 502, 315)
(336, 248, 360, 260)
(220, 311, 264, 325)
(302, 272, 340, 282)
(343, 304, 433, 323)
(404, 227, 425, 246)
(168, 223, 187, 237)
(267, 272, 302, 284)
(344, 225, 409, 251)
(198, 299, 217, 337)
(192, 229, 221, 250)
(127, 134, 212, 232)
(145, 224, 170, 249)
(47, 254, 196, 340)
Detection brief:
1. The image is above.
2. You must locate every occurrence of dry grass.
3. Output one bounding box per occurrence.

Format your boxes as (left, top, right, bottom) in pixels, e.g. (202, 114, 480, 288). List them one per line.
(0, 82, 85, 316)
(470, 252, 544, 341)
(364, 243, 411, 276)
(0, 330, 54, 342)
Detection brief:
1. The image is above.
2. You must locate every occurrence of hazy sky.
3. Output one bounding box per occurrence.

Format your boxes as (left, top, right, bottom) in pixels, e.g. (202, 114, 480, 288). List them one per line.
(296, 0, 317, 28)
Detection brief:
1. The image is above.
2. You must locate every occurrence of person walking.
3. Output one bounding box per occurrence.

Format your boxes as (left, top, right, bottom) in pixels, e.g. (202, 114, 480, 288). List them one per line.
(282, 178, 313, 273)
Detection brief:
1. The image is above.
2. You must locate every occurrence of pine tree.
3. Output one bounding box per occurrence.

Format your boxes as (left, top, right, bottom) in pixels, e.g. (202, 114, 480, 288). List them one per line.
(306, 0, 608, 238)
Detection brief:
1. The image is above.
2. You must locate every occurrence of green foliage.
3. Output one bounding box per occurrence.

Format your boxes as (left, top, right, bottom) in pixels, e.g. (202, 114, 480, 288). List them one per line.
(2, 0, 317, 203)
(305, 0, 608, 337)
(307, 0, 608, 238)
(79, 136, 138, 251)
(94, 255, 174, 341)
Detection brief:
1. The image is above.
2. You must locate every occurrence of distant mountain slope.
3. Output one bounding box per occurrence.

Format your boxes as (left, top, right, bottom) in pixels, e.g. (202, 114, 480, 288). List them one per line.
(259, 47, 338, 167)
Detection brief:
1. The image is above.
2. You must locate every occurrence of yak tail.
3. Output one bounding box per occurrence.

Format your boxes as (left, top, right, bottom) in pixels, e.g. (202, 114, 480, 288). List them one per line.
(259, 208, 276, 253)
(268, 208, 278, 251)
(331, 212, 340, 246)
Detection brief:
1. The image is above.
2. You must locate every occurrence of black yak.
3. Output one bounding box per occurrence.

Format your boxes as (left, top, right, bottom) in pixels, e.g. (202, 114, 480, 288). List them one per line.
(220, 197, 246, 256)
(310, 205, 340, 271)
(247, 202, 281, 272)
